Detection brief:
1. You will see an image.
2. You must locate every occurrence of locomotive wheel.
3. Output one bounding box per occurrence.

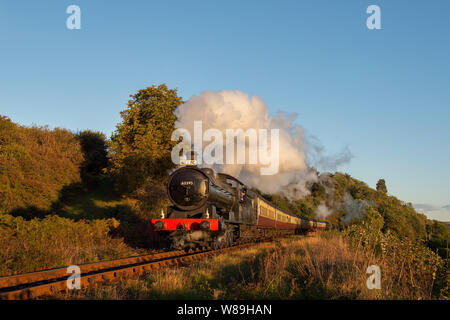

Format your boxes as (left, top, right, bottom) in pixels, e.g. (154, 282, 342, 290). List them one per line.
(213, 232, 229, 250)
(226, 230, 233, 247)
(213, 239, 221, 250)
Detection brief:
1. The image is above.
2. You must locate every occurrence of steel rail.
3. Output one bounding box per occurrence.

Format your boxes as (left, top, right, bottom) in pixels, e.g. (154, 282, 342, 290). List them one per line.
(0, 242, 260, 300)
(0, 249, 187, 290)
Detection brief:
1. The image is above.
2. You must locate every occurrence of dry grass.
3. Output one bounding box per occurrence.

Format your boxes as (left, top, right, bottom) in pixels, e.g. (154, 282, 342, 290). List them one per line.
(56, 234, 448, 300)
(0, 214, 145, 276)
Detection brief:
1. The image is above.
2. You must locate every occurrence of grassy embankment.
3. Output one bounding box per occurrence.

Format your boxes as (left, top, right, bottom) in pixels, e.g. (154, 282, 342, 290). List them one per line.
(0, 178, 157, 276)
(56, 233, 448, 300)
(0, 117, 150, 276)
(1, 114, 448, 297)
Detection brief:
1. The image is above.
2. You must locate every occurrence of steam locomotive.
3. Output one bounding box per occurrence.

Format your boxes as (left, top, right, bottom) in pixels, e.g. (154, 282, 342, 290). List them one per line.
(151, 161, 329, 250)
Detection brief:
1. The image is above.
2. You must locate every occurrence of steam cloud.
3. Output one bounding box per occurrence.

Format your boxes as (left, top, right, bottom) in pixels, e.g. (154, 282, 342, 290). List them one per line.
(414, 203, 450, 213)
(175, 90, 352, 200)
(342, 193, 374, 223)
(307, 135, 353, 172)
(316, 203, 333, 218)
(413, 203, 440, 212)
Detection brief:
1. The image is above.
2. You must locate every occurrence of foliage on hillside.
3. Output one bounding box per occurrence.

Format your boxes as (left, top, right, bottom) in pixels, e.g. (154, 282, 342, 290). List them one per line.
(78, 130, 108, 187)
(0, 84, 447, 297)
(108, 84, 182, 195)
(0, 214, 142, 276)
(0, 116, 83, 215)
(0, 115, 111, 218)
(344, 209, 447, 299)
(107, 84, 184, 218)
(257, 171, 448, 259)
(324, 173, 429, 238)
(324, 172, 448, 258)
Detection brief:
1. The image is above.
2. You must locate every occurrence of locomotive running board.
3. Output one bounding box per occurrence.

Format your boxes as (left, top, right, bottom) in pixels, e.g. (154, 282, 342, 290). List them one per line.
(151, 218, 219, 231)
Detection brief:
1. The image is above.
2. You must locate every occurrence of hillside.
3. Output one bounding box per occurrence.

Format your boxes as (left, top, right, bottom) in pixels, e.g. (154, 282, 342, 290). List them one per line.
(0, 116, 150, 276)
(260, 172, 449, 252)
(0, 110, 448, 255)
(0, 116, 83, 215)
(1, 113, 448, 258)
(0, 84, 448, 299)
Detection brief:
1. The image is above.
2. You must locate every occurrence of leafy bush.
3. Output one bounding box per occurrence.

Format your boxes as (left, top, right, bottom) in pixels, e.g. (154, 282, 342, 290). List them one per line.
(108, 84, 183, 194)
(0, 214, 139, 276)
(345, 210, 446, 299)
(78, 130, 109, 187)
(0, 117, 83, 215)
(131, 177, 171, 219)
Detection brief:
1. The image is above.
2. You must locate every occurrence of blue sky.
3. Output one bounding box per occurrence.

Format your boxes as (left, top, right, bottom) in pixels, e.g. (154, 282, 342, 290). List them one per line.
(0, 0, 449, 221)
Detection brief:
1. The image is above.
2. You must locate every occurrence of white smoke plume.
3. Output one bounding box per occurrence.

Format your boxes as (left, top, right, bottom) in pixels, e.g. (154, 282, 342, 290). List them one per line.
(174, 90, 350, 199)
(342, 193, 375, 223)
(307, 135, 353, 172)
(316, 203, 333, 218)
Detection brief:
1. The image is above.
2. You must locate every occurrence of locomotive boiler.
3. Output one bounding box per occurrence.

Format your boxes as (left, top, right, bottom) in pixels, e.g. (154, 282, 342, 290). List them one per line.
(151, 162, 329, 250)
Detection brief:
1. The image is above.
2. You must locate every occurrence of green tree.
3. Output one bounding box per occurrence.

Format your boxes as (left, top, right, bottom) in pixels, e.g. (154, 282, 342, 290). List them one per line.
(376, 178, 387, 193)
(427, 220, 450, 257)
(366, 206, 384, 231)
(78, 130, 108, 181)
(109, 84, 183, 193)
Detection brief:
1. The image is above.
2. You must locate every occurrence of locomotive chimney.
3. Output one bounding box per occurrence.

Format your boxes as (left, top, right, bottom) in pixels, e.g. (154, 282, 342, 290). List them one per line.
(185, 145, 198, 166)
(188, 149, 196, 161)
(179, 145, 198, 166)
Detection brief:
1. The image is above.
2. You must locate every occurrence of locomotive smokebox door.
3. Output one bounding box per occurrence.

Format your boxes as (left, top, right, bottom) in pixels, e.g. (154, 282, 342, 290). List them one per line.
(168, 167, 209, 211)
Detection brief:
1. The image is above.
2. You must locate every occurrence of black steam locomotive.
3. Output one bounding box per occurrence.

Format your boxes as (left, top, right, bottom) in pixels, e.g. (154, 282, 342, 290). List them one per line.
(151, 163, 328, 250)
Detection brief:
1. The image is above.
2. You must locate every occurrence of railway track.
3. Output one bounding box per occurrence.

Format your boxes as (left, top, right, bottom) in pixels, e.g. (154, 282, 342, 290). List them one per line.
(0, 241, 266, 300)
